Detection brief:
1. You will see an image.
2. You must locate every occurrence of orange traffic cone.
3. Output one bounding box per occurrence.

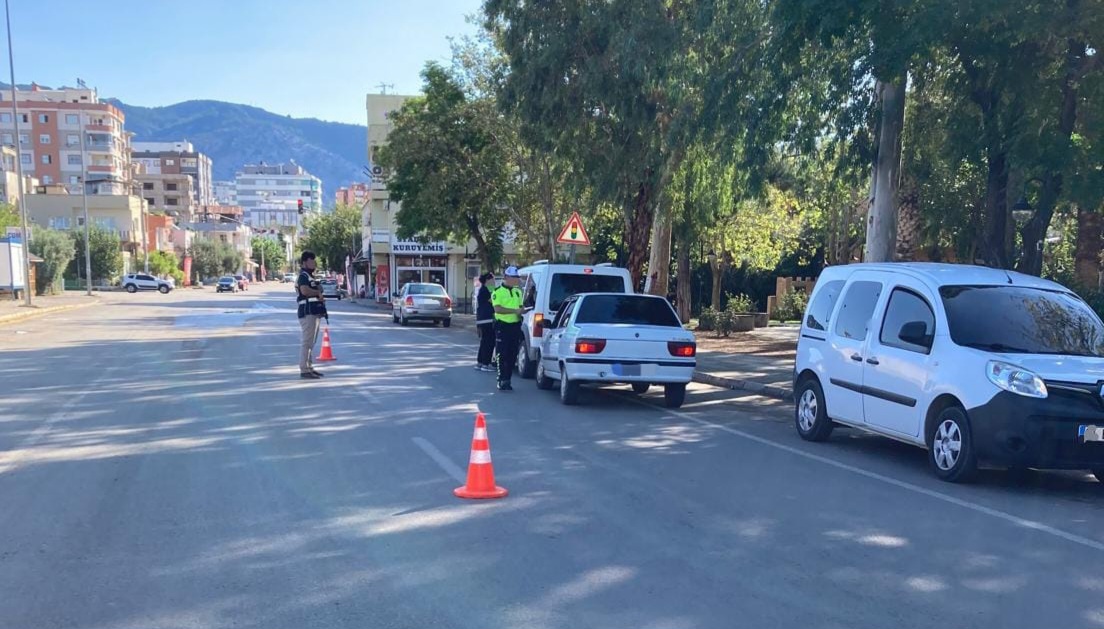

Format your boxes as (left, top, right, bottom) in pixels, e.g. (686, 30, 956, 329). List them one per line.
(454, 413, 508, 499)
(316, 327, 336, 362)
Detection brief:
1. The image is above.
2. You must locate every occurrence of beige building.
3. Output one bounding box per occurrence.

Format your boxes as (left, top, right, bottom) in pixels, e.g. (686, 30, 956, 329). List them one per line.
(361, 93, 518, 307)
(131, 141, 214, 207)
(137, 172, 197, 220)
(179, 222, 254, 274)
(0, 145, 38, 204)
(24, 190, 149, 257)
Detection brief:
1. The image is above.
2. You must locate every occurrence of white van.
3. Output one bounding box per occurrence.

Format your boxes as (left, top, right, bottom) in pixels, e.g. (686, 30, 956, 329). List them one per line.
(794, 262, 1104, 483)
(515, 262, 634, 379)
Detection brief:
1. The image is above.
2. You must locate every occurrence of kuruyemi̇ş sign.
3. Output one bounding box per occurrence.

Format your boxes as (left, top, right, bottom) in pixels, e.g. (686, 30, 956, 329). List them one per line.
(391, 237, 448, 254)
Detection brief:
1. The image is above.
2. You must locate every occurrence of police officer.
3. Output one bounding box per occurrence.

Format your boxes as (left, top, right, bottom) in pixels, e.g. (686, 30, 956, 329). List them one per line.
(491, 266, 525, 391)
(296, 251, 327, 380)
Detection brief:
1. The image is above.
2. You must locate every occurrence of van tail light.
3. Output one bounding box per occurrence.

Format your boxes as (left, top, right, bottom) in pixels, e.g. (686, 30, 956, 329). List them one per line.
(533, 312, 545, 337)
(668, 341, 696, 357)
(405, 296, 414, 306)
(444, 297, 452, 308)
(575, 338, 606, 354)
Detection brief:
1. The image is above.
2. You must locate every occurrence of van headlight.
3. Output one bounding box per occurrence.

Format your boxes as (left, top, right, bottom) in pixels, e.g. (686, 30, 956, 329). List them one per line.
(986, 361, 1048, 399)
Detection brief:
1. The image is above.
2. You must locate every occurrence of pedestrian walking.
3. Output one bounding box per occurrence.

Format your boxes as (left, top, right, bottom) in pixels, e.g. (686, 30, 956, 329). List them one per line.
(475, 272, 497, 372)
(492, 266, 526, 391)
(295, 251, 327, 379)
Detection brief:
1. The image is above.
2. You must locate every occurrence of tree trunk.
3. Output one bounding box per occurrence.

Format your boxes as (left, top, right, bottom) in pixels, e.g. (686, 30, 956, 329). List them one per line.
(624, 179, 655, 290)
(1074, 205, 1102, 289)
(981, 149, 1011, 268)
(710, 253, 729, 311)
(896, 173, 921, 261)
(647, 205, 672, 296)
(865, 78, 906, 263)
(676, 232, 691, 323)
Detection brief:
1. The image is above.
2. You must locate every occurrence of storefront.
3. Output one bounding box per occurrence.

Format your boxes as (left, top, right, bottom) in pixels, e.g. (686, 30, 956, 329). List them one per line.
(368, 233, 521, 304)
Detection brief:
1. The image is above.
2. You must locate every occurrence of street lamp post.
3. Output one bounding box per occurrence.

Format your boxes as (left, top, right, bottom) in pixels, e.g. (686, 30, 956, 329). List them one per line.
(5, 0, 30, 305)
(76, 79, 92, 295)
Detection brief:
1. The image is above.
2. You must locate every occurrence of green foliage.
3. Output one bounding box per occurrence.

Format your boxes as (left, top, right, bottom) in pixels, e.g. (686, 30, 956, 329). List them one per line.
(189, 239, 240, 280)
(251, 236, 287, 277)
(697, 307, 720, 332)
(299, 204, 361, 273)
(726, 293, 755, 314)
(29, 229, 75, 295)
(0, 202, 18, 231)
(148, 250, 184, 284)
(68, 228, 123, 284)
(772, 290, 809, 323)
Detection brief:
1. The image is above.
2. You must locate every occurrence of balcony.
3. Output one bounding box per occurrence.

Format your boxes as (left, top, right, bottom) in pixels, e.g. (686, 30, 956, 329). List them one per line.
(87, 164, 117, 173)
(86, 123, 113, 133)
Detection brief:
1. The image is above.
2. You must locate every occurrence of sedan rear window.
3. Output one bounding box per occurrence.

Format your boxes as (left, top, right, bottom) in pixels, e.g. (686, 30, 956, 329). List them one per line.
(408, 284, 447, 296)
(940, 285, 1104, 357)
(549, 273, 626, 312)
(575, 295, 681, 327)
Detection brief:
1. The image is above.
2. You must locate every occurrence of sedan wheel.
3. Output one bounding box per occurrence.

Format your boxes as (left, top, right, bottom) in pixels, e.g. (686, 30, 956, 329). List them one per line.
(928, 406, 977, 483)
(536, 359, 554, 390)
(664, 383, 686, 408)
(442, 318, 451, 328)
(559, 366, 580, 405)
(794, 377, 833, 442)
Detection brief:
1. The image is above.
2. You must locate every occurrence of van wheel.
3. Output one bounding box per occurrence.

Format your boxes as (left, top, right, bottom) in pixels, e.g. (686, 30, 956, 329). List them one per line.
(158, 285, 169, 294)
(536, 360, 554, 390)
(559, 365, 580, 405)
(631, 383, 650, 394)
(795, 377, 833, 442)
(1091, 468, 1104, 484)
(927, 405, 978, 483)
(517, 343, 536, 379)
(664, 384, 686, 408)
(125, 284, 137, 293)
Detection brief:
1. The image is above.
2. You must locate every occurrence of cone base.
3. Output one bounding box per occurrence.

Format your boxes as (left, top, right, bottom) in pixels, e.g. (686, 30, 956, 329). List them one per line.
(316, 356, 337, 362)
(454, 485, 508, 500)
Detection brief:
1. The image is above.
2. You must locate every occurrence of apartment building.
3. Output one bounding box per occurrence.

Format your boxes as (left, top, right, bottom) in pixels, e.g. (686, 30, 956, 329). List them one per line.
(0, 145, 38, 204)
(0, 85, 131, 196)
(213, 180, 236, 204)
(136, 172, 196, 220)
(24, 189, 148, 255)
(131, 141, 214, 206)
(335, 183, 370, 208)
(235, 162, 322, 232)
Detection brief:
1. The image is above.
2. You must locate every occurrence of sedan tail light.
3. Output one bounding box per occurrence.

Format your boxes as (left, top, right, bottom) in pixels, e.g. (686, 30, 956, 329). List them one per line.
(668, 341, 696, 357)
(405, 296, 414, 306)
(575, 338, 607, 354)
(444, 297, 453, 308)
(533, 312, 545, 337)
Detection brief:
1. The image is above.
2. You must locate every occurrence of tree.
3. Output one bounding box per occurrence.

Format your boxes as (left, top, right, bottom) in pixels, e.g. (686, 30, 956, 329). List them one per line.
(69, 228, 123, 284)
(29, 229, 75, 295)
(378, 64, 511, 269)
(218, 241, 242, 275)
(148, 250, 184, 285)
(299, 204, 362, 273)
(251, 236, 287, 277)
(0, 202, 18, 231)
(189, 240, 222, 281)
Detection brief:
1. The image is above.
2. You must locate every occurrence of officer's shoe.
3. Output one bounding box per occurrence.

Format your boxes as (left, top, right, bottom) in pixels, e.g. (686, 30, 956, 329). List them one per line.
(300, 372, 322, 380)
(497, 380, 512, 391)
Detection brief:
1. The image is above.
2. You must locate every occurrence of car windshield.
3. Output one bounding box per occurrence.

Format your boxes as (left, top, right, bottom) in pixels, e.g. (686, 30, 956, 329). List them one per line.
(574, 295, 681, 327)
(940, 285, 1104, 357)
(219, 277, 233, 282)
(549, 273, 626, 312)
(407, 284, 447, 296)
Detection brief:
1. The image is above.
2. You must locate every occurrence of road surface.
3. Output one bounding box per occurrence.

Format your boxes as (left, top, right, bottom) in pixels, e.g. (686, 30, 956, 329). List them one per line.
(1, 284, 1102, 629)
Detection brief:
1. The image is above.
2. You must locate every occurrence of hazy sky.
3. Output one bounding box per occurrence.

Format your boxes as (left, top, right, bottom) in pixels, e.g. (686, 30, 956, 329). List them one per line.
(7, 0, 483, 125)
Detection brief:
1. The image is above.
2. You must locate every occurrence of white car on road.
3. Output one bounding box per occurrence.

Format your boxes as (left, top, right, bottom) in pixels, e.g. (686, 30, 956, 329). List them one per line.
(794, 262, 1104, 483)
(122, 273, 172, 294)
(536, 293, 695, 408)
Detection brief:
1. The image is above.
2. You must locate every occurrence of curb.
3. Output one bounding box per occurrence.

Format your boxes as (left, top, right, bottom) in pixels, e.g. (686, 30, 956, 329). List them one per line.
(692, 371, 793, 401)
(0, 301, 96, 326)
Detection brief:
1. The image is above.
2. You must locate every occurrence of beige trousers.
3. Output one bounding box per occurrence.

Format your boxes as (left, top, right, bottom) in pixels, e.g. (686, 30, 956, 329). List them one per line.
(299, 314, 321, 373)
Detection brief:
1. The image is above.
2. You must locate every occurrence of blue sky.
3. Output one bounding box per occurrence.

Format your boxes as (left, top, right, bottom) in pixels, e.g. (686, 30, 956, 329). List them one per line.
(7, 0, 483, 125)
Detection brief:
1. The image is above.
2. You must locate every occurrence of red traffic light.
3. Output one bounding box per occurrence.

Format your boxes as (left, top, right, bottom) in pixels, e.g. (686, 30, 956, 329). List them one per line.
(297, 199, 304, 214)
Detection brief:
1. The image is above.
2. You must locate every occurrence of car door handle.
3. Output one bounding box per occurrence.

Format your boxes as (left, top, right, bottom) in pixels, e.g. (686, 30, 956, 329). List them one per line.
(850, 354, 863, 362)
(866, 357, 880, 365)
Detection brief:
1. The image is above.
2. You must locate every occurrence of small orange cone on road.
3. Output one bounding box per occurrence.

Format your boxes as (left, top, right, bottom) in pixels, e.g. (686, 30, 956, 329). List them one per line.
(316, 327, 337, 362)
(454, 413, 508, 500)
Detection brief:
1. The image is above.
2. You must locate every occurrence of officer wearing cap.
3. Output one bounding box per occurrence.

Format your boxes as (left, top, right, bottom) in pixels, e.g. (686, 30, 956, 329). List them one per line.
(491, 266, 525, 391)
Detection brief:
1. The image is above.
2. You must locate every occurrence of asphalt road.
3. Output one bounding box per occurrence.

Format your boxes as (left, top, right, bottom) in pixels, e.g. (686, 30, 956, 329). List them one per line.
(1, 284, 1103, 629)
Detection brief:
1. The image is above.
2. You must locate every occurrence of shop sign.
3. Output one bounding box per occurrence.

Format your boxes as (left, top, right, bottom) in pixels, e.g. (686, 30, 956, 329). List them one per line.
(391, 236, 447, 254)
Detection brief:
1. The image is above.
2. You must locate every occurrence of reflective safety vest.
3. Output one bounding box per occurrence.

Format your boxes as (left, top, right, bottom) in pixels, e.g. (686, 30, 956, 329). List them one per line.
(491, 285, 523, 323)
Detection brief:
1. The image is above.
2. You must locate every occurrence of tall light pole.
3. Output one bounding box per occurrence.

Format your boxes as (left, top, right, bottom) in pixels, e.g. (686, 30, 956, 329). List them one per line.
(76, 78, 92, 295)
(5, 0, 30, 305)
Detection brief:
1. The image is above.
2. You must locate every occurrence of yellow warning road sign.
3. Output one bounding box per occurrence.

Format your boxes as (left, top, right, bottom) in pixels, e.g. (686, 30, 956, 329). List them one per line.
(556, 212, 591, 246)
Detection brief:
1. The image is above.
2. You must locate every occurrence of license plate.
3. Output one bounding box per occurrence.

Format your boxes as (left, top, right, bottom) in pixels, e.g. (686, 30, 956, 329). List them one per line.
(612, 363, 641, 377)
(1078, 425, 1104, 443)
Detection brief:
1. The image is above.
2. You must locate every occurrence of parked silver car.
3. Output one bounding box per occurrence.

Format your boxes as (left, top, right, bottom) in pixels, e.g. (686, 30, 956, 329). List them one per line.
(392, 282, 453, 327)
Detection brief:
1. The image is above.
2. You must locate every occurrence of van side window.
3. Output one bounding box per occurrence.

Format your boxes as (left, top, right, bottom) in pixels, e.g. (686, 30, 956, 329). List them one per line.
(879, 288, 935, 353)
(805, 279, 845, 332)
(833, 281, 883, 341)
(523, 276, 538, 309)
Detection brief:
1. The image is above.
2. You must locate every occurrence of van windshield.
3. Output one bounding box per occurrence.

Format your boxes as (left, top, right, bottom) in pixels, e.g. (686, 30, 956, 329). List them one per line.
(940, 285, 1104, 357)
(549, 273, 626, 312)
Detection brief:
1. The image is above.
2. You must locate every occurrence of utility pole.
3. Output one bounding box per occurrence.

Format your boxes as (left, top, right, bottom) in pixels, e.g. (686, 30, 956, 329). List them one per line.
(77, 78, 92, 295)
(5, 0, 30, 305)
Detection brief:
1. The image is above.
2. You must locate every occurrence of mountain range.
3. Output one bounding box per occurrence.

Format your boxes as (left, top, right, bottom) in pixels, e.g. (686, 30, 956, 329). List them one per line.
(109, 99, 368, 196)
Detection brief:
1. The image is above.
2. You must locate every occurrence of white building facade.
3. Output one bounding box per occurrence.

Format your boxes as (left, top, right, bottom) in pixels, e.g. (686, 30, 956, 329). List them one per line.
(235, 163, 322, 233)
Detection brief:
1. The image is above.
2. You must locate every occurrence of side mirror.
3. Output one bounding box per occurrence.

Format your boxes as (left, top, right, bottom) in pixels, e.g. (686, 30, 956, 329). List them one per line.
(392, 291, 400, 298)
(899, 321, 932, 349)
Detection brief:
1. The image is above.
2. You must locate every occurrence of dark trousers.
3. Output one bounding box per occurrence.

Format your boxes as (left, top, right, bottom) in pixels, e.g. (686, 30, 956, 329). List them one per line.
(477, 322, 496, 365)
(495, 321, 522, 383)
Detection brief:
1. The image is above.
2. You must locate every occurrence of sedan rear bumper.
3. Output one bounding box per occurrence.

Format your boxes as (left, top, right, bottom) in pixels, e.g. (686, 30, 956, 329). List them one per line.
(400, 306, 452, 320)
(564, 358, 694, 384)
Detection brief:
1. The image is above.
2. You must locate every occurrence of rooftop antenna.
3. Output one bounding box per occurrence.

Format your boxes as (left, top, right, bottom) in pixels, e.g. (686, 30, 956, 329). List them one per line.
(376, 82, 395, 95)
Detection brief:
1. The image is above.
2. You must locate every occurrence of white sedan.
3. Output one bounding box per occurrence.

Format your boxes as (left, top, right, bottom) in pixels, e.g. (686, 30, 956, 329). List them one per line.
(536, 293, 696, 408)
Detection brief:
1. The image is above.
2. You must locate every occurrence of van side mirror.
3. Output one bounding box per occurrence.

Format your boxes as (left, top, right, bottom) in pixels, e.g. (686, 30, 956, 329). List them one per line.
(899, 321, 932, 349)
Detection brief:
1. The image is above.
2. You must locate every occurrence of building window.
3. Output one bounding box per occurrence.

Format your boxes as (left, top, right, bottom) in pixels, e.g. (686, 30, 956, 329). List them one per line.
(166, 182, 178, 191)
(66, 134, 79, 146)
(145, 197, 155, 206)
(20, 153, 30, 164)
(67, 154, 82, 165)
(165, 159, 175, 166)
(142, 182, 154, 190)
(69, 175, 80, 185)
(41, 154, 52, 165)
(39, 134, 51, 144)
(0, 113, 10, 123)
(20, 114, 27, 124)
(18, 134, 27, 146)
(42, 175, 52, 184)
(166, 198, 178, 206)
(38, 114, 49, 124)
(65, 114, 79, 125)
(1, 133, 11, 145)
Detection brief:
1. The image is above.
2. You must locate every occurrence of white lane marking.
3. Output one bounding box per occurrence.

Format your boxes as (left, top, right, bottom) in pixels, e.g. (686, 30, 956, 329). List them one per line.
(408, 328, 474, 349)
(625, 395, 1104, 553)
(413, 437, 467, 483)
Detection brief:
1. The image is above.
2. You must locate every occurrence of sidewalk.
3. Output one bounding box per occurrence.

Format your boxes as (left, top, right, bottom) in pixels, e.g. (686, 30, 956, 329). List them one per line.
(0, 291, 102, 326)
(691, 325, 798, 401)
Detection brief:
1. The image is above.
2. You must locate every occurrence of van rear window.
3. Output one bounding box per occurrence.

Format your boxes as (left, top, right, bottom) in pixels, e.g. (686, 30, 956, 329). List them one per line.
(549, 273, 626, 312)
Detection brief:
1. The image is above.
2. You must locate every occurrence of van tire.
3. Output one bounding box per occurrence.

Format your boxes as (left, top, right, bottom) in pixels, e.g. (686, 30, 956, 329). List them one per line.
(517, 342, 537, 379)
(1091, 468, 1104, 484)
(794, 377, 833, 442)
(927, 405, 978, 483)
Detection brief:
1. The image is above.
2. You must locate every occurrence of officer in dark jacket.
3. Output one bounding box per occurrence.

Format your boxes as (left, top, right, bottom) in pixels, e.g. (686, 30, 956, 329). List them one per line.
(475, 272, 497, 371)
(296, 251, 327, 379)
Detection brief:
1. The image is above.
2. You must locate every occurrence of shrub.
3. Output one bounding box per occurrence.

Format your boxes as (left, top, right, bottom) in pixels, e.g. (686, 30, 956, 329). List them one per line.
(772, 290, 808, 322)
(698, 307, 720, 332)
(726, 292, 755, 314)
